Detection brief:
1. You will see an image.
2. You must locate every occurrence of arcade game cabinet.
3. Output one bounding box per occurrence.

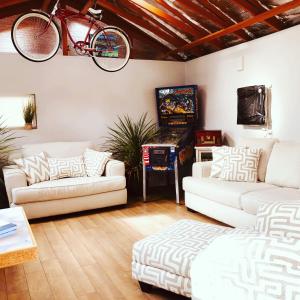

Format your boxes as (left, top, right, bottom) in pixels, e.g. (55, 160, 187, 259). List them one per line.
(142, 85, 198, 204)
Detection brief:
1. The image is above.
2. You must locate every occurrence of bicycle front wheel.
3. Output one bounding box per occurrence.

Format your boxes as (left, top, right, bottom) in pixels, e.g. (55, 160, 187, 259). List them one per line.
(11, 12, 60, 62)
(90, 27, 131, 72)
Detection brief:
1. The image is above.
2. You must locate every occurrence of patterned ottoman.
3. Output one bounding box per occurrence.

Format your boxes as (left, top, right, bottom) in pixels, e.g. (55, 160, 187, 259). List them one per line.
(132, 219, 231, 297)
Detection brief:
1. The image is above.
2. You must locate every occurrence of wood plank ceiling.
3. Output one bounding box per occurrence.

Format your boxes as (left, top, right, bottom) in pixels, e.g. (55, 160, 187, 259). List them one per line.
(0, 0, 300, 61)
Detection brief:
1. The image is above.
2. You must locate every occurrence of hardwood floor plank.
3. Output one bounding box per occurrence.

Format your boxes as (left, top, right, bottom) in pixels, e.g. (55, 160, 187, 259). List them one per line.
(42, 259, 77, 300)
(42, 222, 96, 297)
(1, 199, 220, 300)
(0, 269, 7, 300)
(25, 268, 53, 300)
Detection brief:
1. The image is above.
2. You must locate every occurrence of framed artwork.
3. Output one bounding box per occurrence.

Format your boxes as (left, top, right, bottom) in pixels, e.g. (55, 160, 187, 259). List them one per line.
(237, 85, 266, 125)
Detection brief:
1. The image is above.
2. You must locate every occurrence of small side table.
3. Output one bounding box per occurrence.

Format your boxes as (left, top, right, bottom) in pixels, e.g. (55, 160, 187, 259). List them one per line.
(195, 146, 215, 162)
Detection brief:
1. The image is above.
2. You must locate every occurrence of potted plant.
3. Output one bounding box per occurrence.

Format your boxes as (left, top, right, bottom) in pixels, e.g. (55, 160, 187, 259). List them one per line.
(0, 116, 16, 208)
(105, 113, 159, 196)
(23, 100, 36, 130)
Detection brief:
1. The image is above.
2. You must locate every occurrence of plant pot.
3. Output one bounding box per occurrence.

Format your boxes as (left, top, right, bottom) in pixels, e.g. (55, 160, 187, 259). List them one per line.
(24, 123, 33, 130)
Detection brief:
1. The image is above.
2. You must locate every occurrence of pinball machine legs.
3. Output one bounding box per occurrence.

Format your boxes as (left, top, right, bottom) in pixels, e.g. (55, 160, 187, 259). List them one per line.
(143, 158, 180, 204)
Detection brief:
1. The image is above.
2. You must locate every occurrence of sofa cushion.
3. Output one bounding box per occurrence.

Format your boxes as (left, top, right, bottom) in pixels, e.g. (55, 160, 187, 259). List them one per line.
(255, 201, 300, 238)
(238, 137, 277, 182)
(21, 141, 93, 158)
(220, 147, 261, 183)
(12, 176, 126, 204)
(132, 219, 231, 279)
(182, 177, 273, 209)
(265, 142, 300, 188)
(240, 187, 300, 215)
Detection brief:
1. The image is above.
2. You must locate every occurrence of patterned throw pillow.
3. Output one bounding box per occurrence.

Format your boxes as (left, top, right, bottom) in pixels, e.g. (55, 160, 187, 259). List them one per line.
(48, 156, 86, 180)
(255, 201, 300, 239)
(83, 148, 111, 177)
(220, 148, 261, 182)
(14, 152, 50, 185)
(210, 146, 231, 178)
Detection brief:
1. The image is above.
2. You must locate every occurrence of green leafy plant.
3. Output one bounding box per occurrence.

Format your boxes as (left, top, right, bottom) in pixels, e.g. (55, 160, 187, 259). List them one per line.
(23, 101, 36, 124)
(0, 116, 17, 208)
(105, 113, 159, 187)
(0, 116, 16, 170)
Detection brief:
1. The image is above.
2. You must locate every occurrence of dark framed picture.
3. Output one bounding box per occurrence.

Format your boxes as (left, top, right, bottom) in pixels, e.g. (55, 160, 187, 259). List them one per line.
(237, 85, 266, 125)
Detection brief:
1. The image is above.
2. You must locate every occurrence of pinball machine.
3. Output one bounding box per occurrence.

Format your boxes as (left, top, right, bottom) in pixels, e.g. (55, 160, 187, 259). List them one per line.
(142, 85, 198, 204)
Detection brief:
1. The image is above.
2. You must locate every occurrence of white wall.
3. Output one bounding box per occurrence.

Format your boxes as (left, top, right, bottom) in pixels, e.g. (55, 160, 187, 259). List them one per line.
(0, 54, 185, 145)
(185, 24, 300, 144)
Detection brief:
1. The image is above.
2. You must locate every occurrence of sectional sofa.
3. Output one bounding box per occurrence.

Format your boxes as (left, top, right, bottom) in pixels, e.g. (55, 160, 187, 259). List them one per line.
(183, 138, 300, 227)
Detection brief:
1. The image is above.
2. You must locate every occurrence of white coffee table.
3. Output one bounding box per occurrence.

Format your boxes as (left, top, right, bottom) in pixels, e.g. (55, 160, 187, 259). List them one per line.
(0, 207, 38, 268)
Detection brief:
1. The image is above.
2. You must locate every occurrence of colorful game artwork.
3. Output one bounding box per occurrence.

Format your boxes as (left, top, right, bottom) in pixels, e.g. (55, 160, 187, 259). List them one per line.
(155, 85, 198, 127)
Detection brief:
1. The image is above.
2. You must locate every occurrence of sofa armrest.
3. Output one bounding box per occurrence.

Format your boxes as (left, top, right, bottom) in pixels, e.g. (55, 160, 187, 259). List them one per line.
(105, 160, 125, 177)
(192, 161, 212, 178)
(3, 166, 27, 205)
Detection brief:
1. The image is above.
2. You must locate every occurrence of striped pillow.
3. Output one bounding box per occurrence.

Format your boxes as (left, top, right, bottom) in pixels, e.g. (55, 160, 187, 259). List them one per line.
(14, 152, 50, 185)
(220, 148, 261, 182)
(83, 148, 111, 177)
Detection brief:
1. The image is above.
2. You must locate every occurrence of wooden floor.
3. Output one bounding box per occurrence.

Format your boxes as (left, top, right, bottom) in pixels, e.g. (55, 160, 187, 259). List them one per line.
(0, 200, 221, 300)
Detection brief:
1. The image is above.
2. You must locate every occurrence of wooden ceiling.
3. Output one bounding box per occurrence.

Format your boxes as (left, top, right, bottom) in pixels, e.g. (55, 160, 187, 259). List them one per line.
(1, 0, 300, 61)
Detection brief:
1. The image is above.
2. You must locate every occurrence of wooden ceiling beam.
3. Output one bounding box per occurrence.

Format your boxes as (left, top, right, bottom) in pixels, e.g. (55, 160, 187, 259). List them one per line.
(80, 0, 93, 15)
(231, 0, 283, 31)
(0, 0, 39, 18)
(170, 0, 300, 54)
(96, 0, 185, 48)
(41, 0, 52, 11)
(247, 0, 285, 29)
(196, 0, 252, 41)
(128, 0, 198, 36)
(0, 0, 30, 9)
(154, 0, 208, 36)
(118, 0, 188, 44)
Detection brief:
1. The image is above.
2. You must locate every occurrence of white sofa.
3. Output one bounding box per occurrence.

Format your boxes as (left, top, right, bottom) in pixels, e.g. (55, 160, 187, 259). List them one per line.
(3, 141, 127, 219)
(183, 138, 300, 227)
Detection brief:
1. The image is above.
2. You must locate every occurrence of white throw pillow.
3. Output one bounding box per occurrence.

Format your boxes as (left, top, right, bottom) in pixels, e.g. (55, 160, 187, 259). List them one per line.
(14, 152, 50, 185)
(220, 148, 261, 182)
(48, 156, 86, 180)
(237, 137, 277, 182)
(210, 146, 231, 178)
(83, 148, 111, 177)
(265, 142, 300, 188)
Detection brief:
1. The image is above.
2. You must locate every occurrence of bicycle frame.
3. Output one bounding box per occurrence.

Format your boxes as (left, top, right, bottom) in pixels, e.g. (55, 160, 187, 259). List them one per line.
(47, 0, 111, 55)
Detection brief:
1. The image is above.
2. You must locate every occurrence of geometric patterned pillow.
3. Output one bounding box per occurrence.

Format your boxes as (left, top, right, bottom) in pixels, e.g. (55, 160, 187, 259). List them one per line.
(14, 152, 50, 185)
(83, 148, 111, 177)
(255, 201, 300, 239)
(48, 156, 86, 180)
(220, 147, 261, 182)
(210, 146, 231, 178)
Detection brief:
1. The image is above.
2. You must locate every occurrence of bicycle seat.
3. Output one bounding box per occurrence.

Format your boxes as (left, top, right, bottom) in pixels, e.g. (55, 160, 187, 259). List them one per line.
(88, 8, 102, 15)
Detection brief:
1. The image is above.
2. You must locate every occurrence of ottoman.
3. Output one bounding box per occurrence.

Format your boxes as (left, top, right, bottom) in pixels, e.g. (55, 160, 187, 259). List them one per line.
(132, 219, 231, 297)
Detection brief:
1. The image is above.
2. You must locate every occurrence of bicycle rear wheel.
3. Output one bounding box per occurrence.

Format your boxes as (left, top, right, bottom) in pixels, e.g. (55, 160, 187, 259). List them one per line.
(11, 12, 60, 62)
(90, 27, 130, 72)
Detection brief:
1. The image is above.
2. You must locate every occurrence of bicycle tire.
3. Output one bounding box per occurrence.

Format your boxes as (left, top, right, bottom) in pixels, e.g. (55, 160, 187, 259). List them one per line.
(90, 26, 131, 72)
(11, 11, 61, 62)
